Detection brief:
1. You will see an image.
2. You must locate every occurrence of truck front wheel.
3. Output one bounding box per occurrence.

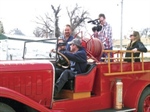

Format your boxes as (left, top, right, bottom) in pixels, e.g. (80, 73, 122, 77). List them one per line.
(0, 102, 15, 112)
(138, 87, 150, 112)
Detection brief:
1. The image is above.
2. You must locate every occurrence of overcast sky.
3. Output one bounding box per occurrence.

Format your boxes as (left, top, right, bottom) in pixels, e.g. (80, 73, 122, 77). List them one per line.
(0, 0, 150, 39)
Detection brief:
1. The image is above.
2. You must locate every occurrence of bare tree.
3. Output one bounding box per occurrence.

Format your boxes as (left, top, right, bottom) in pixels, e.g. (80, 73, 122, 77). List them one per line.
(34, 14, 53, 38)
(34, 5, 61, 38)
(34, 4, 90, 38)
(141, 28, 150, 38)
(51, 5, 61, 38)
(0, 21, 4, 33)
(66, 4, 90, 35)
(33, 27, 45, 37)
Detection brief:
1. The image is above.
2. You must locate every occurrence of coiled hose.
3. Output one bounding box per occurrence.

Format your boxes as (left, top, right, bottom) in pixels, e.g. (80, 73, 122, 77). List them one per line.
(81, 37, 104, 62)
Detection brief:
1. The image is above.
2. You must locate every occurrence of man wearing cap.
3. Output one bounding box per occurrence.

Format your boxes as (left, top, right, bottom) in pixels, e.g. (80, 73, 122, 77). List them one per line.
(54, 38, 87, 96)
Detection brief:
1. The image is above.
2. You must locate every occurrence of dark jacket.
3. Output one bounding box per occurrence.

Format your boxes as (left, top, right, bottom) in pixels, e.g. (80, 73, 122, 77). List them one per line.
(61, 47, 87, 74)
(57, 48, 68, 67)
(124, 41, 147, 62)
(60, 35, 74, 51)
(65, 36, 74, 51)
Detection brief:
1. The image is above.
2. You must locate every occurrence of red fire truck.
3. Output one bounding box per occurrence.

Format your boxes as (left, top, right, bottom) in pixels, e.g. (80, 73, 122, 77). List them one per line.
(0, 37, 150, 112)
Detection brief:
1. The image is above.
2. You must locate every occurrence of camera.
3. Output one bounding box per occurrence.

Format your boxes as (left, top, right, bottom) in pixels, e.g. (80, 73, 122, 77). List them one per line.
(57, 42, 66, 47)
(92, 25, 102, 32)
(87, 19, 102, 32)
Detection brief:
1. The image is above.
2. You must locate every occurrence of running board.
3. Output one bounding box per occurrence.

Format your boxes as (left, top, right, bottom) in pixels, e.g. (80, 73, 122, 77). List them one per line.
(93, 108, 136, 112)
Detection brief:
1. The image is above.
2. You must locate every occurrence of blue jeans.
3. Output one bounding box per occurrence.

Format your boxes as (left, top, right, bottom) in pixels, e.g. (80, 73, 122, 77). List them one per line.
(54, 69, 76, 95)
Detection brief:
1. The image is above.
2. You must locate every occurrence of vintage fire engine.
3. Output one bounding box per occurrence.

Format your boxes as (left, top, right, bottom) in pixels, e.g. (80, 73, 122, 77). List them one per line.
(0, 36, 150, 112)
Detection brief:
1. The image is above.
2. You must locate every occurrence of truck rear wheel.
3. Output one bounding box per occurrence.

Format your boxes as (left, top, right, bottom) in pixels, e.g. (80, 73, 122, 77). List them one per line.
(0, 102, 15, 112)
(138, 87, 150, 112)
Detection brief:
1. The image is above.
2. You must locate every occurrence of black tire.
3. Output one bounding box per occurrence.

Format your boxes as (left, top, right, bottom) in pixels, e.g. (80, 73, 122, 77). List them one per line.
(138, 87, 150, 112)
(0, 102, 16, 112)
(25, 105, 38, 112)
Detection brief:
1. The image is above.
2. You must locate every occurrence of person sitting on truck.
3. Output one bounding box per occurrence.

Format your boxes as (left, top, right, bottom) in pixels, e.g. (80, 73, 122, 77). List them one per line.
(51, 37, 72, 82)
(54, 38, 87, 96)
(57, 39, 66, 52)
(124, 31, 147, 62)
(55, 38, 68, 82)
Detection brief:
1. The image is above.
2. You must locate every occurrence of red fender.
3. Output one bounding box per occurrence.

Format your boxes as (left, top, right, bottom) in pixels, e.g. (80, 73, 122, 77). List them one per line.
(0, 87, 63, 112)
(123, 80, 150, 110)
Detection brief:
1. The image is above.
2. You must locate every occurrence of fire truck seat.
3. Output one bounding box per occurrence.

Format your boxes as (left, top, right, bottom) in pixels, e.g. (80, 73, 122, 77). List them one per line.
(63, 63, 97, 93)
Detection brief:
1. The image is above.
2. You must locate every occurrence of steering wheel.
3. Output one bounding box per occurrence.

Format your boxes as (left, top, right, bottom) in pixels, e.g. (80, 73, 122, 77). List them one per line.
(52, 50, 70, 68)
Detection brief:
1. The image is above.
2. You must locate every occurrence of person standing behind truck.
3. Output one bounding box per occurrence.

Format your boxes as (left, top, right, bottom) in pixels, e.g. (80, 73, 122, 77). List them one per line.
(59, 24, 74, 51)
(97, 13, 113, 61)
(124, 31, 147, 62)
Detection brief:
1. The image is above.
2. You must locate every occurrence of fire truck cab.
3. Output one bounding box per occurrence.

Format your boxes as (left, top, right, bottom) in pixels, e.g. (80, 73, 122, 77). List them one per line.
(0, 37, 150, 112)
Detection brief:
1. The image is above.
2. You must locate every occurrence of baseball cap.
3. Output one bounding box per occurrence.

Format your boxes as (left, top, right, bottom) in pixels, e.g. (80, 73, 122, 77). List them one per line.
(68, 38, 82, 47)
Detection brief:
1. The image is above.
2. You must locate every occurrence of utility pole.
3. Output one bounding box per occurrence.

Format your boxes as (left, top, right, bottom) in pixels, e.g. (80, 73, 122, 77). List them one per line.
(120, 0, 123, 50)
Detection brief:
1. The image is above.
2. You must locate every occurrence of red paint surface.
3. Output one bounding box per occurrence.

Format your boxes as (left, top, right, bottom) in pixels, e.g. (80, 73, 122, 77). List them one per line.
(0, 60, 150, 112)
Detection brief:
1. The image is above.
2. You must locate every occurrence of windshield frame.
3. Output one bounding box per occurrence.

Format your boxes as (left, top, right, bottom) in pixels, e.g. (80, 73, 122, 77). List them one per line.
(22, 38, 57, 60)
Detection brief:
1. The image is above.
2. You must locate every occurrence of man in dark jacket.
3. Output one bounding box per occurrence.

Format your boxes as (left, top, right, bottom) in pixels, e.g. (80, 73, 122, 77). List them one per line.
(54, 38, 87, 96)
